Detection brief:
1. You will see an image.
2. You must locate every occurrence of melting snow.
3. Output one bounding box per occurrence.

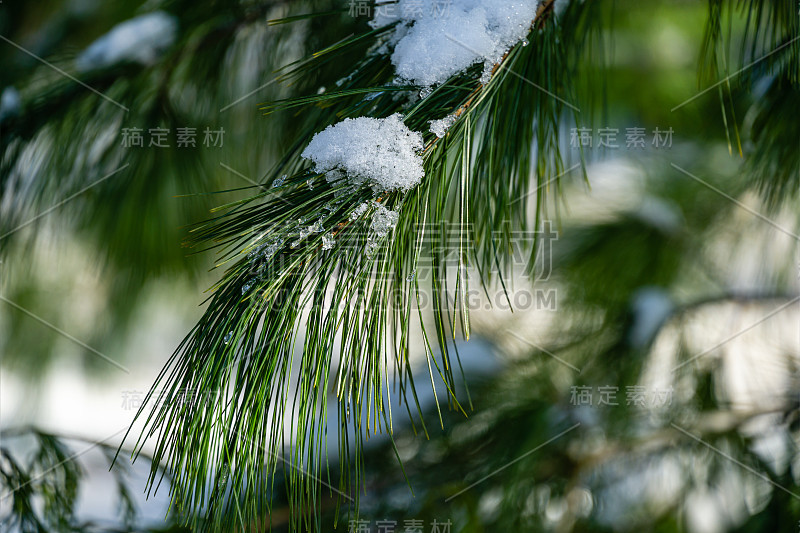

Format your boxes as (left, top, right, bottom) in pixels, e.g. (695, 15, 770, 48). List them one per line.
(367, 202, 399, 253)
(429, 114, 458, 138)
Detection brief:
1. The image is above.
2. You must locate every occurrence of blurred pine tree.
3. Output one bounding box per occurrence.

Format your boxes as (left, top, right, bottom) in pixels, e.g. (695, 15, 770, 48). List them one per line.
(1, 1, 799, 531)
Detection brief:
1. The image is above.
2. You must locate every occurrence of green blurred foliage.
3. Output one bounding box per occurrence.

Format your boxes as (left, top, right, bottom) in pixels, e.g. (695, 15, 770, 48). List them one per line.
(1, 0, 799, 531)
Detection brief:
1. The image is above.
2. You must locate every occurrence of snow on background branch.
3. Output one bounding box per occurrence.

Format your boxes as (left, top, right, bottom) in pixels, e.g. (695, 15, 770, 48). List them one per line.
(371, 0, 539, 86)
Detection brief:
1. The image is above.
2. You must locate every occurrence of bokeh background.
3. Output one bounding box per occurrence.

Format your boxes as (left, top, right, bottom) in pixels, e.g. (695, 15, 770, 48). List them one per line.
(2, 0, 799, 531)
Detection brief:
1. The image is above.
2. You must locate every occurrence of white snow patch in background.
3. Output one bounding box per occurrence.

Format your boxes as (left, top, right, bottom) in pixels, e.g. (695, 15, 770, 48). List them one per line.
(301, 113, 424, 193)
(76, 11, 178, 71)
(628, 287, 674, 348)
(685, 490, 726, 533)
(633, 196, 683, 235)
(0, 86, 22, 123)
(553, 0, 571, 17)
(370, 0, 539, 86)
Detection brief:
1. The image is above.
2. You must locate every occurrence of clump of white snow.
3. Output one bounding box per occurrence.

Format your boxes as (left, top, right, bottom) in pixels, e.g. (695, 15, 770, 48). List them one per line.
(370, 202, 399, 236)
(370, 0, 538, 87)
(429, 114, 458, 138)
(367, 202, 399, 253)
(77, 11, 178, 72)
(301, 113, 424, 193)
(350, 202, 370, 220)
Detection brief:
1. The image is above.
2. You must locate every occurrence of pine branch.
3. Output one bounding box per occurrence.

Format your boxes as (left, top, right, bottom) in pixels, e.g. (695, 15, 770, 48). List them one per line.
(699, 0, 800, 202)
(0, 427, 176, 532)
(126, 2, 602, 530)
